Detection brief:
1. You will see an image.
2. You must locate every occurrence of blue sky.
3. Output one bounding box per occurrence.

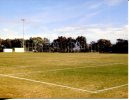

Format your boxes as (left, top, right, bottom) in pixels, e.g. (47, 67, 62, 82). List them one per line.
(0, 0, 128, 43)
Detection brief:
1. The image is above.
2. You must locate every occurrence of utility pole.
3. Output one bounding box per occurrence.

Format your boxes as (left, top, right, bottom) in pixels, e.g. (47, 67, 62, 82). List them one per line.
(21, 19, 25, 49)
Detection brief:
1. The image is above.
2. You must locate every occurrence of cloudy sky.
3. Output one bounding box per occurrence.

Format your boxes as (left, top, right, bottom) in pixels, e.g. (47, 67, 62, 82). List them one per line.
(0, 0, 128, 43)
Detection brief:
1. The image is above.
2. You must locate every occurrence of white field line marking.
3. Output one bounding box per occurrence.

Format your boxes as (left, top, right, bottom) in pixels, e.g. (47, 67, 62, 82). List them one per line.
(7, 63, 126, 76)
(0, 74, 96, 93)
(0, 74, 127, 94)
(95, 84, 128, 93)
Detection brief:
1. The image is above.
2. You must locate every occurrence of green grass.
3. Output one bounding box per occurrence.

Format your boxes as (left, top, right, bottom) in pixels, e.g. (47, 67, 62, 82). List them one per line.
(0, 53, 128, 98)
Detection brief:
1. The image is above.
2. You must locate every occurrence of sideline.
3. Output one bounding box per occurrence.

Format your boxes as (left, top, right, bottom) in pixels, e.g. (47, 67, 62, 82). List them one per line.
(0, 74, 127, 94)
(0, 74, 96, 93)
(95, 84, 128, 93)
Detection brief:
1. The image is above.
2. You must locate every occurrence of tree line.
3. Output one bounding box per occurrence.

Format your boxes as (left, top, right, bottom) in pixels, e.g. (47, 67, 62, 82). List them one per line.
(0, 36, 128, 53)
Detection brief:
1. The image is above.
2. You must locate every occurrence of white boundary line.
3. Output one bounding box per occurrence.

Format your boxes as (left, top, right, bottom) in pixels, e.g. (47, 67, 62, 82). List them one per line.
(7, 63, 126, 76)
(95, 84, 128, 93)
(0, 74, 96, 93)
(0, 74, 128, 94)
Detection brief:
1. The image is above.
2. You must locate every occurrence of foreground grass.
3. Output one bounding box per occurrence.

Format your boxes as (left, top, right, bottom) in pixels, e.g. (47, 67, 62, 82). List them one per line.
(0, 53, 128, 98)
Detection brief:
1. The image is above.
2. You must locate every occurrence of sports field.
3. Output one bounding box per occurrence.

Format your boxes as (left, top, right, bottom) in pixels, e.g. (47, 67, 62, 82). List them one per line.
(0, 53, 128, 98)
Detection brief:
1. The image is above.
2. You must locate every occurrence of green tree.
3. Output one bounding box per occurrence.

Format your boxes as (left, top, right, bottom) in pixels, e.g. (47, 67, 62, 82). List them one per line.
(112, 39, 128, 53)
(97, 39, 112, 53)
(76, 36, 88, 52)
(29, 37, 44, 52)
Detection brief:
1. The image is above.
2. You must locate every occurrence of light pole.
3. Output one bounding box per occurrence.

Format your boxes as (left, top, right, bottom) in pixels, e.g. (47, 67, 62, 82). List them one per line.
(21, 19, 25, 49)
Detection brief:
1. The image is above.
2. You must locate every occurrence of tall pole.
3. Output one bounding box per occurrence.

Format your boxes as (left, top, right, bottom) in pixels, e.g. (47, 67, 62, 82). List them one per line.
(21, 19, 25, 49)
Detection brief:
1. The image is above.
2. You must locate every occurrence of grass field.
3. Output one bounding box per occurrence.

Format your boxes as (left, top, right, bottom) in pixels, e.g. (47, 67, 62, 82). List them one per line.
(0, 53, 128, 98)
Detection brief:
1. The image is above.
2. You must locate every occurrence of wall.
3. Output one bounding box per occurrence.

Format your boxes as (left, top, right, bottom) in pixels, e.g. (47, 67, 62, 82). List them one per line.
(14, 48, 24, 52)
(3, 49, 13, 52)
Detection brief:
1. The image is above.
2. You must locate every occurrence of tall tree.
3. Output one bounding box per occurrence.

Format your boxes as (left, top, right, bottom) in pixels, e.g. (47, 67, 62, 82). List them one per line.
(90, 41, 98, 52)
(76, 36, 88, 52)
(97, 39, 112, 53)
(29, 37, 44, 52)
(55, 36, 67, 52)
(112, 39, 128, 53)
(67, 37, 75, 52)
(11, 39, 22, 48)
(2, 39, 12, 48)
(0, 38, 2, 45)
(0, 38, 4, 52)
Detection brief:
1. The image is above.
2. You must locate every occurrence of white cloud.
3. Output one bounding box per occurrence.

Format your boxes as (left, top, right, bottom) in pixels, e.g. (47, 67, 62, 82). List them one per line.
(0, 24, 127, 44)
(54, 24, 128, 43)
(76, 10, 101, 24)
(0, 28, 22, 39)
(88, 2, 104, 9)
(104, 0, 125, 6)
